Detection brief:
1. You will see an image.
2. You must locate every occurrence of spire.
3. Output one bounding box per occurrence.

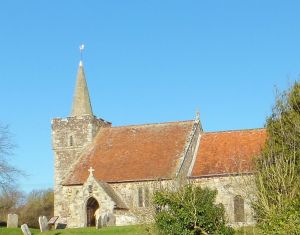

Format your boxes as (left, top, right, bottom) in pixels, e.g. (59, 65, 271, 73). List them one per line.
(71, 45, 93, 117)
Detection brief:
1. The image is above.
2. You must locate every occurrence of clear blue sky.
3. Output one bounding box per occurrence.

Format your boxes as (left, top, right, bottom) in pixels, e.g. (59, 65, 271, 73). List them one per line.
(0, 1, 299, 192)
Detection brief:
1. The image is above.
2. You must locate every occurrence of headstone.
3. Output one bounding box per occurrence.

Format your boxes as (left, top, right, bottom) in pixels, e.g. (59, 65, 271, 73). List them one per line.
(106, 213, 116, 226)
(95, 212, 115, 229)
(21, 224, 31, 235)
(38, 216, 49, 232)
(101, 213, 107, 227)
(96, 216, 102, 229)
(7, 214, 18, 228)
(42, 216, 49, 231)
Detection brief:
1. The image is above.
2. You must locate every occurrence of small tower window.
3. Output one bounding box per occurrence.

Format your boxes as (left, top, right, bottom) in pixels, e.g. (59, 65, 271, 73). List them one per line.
(138, 188, 143, 207)
(69, 135, 74, 147)
(234, 195, 245, 222)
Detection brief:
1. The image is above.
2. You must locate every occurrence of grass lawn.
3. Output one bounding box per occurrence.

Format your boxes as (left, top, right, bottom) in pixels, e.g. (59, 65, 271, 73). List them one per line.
(0, 225, 262, 235)
(235, 226, 261, 235)
(0, 225, 148, 235)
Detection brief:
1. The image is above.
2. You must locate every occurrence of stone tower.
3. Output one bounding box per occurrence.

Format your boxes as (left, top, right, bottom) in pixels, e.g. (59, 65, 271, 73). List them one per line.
(51, 60, 110, 217)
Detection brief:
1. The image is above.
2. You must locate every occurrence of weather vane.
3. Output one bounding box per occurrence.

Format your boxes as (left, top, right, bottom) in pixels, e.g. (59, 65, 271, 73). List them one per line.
(79, 44, 85, 62)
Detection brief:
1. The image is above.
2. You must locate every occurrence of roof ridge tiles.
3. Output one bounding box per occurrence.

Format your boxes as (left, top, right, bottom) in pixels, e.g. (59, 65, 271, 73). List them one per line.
(205, 127, 265, 134)
(107, 120, 195, 129)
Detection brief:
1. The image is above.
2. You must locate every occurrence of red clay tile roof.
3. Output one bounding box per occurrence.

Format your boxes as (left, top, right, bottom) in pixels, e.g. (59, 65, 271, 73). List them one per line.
(64, 121, 194, 185)
(191, 129, 267, 177)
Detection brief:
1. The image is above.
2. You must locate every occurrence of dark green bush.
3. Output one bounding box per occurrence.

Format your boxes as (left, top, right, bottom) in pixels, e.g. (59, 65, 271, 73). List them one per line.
(153, 184, 234, 235)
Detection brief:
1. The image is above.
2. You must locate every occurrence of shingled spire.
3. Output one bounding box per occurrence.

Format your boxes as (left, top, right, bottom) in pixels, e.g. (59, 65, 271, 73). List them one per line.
(71, 60, 93, 116)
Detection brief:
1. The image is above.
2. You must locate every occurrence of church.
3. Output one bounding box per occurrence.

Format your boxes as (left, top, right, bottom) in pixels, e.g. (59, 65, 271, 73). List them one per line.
(51, 58, 266, 228)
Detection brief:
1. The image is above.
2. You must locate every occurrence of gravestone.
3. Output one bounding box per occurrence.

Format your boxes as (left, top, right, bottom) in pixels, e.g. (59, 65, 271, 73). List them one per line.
(21, 224, 31, 235)
(38, 216, 49, 232)
(106, 213, 116, 226)
(7, 214, 18, 228)
(96, 212, 115, 229)
(101, 213, 107, 227)
(96, 216, 101, 229)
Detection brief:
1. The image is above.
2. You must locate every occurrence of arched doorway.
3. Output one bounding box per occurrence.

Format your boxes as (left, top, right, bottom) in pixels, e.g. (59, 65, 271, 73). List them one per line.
(86, 197, 99, 227)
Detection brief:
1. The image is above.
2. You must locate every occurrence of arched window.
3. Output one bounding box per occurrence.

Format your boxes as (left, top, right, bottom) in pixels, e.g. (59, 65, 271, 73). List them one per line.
(144, 187, 150, 207)
(138, 188, 143, 207)
(234, 195, 245, 222)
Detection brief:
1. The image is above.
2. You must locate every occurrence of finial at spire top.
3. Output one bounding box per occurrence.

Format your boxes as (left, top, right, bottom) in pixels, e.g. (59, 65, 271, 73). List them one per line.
(79, 44, 85, 66)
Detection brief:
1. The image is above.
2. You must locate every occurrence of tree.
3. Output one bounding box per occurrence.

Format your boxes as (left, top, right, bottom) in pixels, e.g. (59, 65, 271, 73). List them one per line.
(18, 189, 54, 228)
(153, 184, 234, 235)
(0, 124, 21, 190)
(0, 188, 24, 221)
(254, 82, 300, 234)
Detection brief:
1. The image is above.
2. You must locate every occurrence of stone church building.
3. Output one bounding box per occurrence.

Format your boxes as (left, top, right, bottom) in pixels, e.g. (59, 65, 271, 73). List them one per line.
(51, 60, 266, 228)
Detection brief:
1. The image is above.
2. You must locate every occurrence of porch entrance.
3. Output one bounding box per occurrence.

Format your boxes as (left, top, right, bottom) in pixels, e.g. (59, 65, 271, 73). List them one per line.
(86, 197, 99, 227)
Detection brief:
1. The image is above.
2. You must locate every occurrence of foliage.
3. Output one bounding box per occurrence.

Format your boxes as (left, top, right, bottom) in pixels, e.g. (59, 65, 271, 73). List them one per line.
(235, 226, 261, 235)
(254, 81, 300, 234)
(0, 188, 24, 221)
(152, 184, 234, 235)
(18, 189, 54, 228)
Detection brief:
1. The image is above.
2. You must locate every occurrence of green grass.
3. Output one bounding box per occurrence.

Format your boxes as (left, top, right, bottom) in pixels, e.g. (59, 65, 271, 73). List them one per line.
(235, 226, 262, 235)
(0, 225, 262, 235)
(0, 225, 147, 235)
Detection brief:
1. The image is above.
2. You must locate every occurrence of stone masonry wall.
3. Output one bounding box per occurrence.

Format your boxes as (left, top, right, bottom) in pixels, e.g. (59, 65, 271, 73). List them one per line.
(110, 175, 255, 227)
(110, 176, 255, 227)
(61, 175, 254, 227)
(60, 176, 117, 228)
(191, 175, 255, 226)
(61, 179, 176, 227)
(109, 176, 255, 227)
(51, 115, 110, 219)
(110, 180, 175, 225)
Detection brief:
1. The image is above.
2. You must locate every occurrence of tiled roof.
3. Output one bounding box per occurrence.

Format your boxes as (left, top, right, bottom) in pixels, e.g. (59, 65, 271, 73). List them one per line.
(64, 121, 194, 185)
(191, 129, 266, 177)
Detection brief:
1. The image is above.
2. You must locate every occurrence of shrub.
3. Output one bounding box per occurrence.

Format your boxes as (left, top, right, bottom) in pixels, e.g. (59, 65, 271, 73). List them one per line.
(153, 184, 234, 235)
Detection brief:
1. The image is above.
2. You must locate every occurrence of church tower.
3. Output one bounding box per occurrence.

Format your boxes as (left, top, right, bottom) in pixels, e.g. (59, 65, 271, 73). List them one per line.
(51, 53, 111, 217)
